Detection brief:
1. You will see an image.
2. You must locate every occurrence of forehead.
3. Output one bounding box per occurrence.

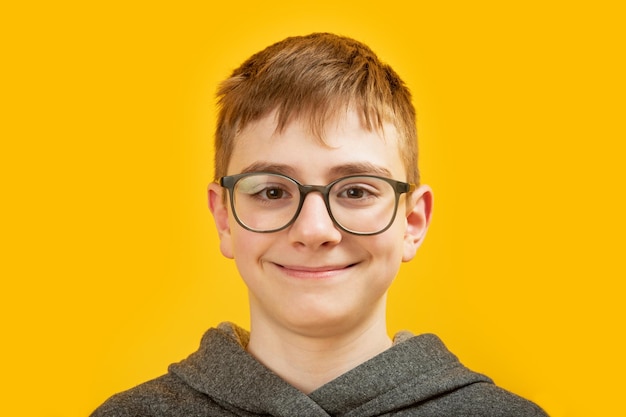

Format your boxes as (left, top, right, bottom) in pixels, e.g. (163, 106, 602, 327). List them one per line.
(227, 110, 406, 181)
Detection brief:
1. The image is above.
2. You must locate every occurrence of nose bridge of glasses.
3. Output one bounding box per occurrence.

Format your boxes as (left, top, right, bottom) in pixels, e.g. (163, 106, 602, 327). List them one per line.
(298, 183, 330, 198)
(297, 184, 334, 216)
(298, 183, 330, 204)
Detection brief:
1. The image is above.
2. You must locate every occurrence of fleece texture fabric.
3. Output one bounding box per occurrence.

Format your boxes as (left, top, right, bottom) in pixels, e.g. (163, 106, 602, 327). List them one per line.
(91, 322, 547, 416)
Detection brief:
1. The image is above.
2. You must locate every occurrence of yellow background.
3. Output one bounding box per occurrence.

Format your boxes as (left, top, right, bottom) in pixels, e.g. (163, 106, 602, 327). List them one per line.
(1, 1, 624, 416)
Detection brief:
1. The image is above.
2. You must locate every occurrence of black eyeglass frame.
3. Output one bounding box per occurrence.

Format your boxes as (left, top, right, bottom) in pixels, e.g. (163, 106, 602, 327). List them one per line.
(219, 172, 416, 236)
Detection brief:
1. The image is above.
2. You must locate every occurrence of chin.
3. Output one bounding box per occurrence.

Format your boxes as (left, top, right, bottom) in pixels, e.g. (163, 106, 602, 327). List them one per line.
(280, 303, 377, 338)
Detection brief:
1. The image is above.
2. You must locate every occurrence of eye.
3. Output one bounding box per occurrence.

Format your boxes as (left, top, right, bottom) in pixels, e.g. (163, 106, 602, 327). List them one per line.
(263, 187, 285, 199)
(336, 184, 379, 201)
(343, 187, 369, 199)
(237, 175, 295, 201)
(332, 177, 388, 207)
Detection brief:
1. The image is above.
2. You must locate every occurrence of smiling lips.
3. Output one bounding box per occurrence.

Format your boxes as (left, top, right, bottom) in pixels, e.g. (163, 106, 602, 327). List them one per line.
(275, 263, 356, 279)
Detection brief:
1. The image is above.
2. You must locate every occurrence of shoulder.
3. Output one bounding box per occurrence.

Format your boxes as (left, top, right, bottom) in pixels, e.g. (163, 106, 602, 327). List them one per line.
(89, 373, 227, 417)
(423, 380, 549, 416)
(90, 374, 188, 417)
(90, 324, 253, 417)
(393, 333, 548, 416)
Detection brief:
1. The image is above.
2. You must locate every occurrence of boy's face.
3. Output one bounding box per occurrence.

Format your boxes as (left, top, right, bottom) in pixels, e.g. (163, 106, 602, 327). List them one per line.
(209, 110, 432, 337)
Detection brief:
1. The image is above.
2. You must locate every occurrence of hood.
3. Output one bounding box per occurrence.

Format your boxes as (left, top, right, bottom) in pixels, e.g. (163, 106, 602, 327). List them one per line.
(168, 322, 492, 417)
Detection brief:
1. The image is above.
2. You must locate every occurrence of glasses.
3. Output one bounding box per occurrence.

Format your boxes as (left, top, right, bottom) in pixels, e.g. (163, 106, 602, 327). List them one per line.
(219, 172, 415, 235)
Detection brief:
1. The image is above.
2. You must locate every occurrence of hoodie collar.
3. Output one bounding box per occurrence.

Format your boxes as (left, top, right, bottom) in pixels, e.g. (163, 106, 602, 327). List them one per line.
(169, 323, 491, 417)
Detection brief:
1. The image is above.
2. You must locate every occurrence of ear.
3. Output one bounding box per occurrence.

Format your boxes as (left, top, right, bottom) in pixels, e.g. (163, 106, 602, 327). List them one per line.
(402, 185, 433, 262)
(208, 182, 234, 259)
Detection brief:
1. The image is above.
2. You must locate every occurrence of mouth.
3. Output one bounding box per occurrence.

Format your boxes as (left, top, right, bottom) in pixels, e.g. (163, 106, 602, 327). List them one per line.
(273, 263, 357, 279)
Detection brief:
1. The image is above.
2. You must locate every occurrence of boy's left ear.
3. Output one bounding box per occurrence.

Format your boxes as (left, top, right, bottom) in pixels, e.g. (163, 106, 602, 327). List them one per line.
(402, 185, 433, 262)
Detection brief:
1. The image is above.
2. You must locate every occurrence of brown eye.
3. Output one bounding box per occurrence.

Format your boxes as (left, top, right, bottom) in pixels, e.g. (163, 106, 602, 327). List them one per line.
(346, 188, 365, 198)
(265, 188, 284, 199)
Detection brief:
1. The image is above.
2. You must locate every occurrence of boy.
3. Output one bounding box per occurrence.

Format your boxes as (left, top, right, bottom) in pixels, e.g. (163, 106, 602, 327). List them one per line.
(92, 33, 547, 416)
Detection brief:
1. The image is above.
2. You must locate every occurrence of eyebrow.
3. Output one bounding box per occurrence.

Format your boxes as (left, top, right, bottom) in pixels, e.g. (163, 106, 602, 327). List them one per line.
(239, 161, 394, 180)
(328, 162, 394, 178)
(239, 162, 298, 177)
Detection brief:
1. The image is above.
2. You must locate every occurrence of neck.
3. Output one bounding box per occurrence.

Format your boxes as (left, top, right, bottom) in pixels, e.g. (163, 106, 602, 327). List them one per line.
(246, 312, 392, 394)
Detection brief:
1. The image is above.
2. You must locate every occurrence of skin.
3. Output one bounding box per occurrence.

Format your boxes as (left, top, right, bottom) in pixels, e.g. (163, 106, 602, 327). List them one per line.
(208, 109, 433, 393)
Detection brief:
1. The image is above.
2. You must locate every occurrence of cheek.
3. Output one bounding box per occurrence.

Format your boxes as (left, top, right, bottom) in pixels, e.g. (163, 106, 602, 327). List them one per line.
(230, 228, 257, 260)
(377, 219, 408, 257)
(365, 231, 405, 274)
(229, 227, 272, 276)
(368, 232, 407, 284)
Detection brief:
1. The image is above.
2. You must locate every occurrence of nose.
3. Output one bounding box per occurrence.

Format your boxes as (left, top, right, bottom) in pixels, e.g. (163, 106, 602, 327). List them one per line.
(287, 192, 342, 248)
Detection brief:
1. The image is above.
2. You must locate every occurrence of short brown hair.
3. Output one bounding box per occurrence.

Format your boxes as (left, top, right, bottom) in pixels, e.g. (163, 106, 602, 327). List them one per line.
(214, 33, 419, 185)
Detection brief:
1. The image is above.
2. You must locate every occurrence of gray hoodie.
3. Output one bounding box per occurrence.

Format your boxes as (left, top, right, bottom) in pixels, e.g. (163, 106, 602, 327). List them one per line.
(91, 322, 547, 416)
